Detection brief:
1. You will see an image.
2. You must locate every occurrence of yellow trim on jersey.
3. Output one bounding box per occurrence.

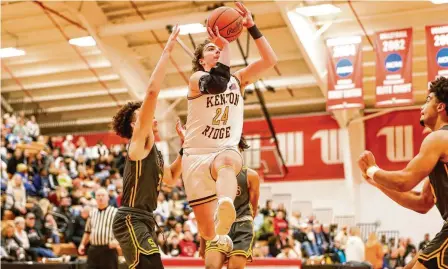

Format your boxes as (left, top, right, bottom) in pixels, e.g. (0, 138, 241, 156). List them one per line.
(189, 195, 217, 207)
(217, 165, 233, 174)
(125, 215, 159, 255)
(430, 182, 438, 204)
(125, 215, 140, 269)
(205, 247, 227, 255)
(229, 220, 255, 258)
(130, 160, 142, 207)
(418, 237, 448, 260)
(419, 240, 448, 269)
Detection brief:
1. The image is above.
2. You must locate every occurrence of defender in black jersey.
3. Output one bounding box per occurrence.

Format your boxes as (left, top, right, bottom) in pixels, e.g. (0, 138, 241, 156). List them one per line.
(358, 77, 448, 269)
(199, 136, 260, 269)
(110, 26, 182, 269)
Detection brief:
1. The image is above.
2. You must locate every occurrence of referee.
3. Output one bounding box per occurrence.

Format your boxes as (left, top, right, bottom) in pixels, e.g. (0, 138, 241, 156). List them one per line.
(78, 188, 119, 269)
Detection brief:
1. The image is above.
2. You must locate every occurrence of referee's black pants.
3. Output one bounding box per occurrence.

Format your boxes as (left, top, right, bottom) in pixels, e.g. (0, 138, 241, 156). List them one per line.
(87, 245, 118, 269)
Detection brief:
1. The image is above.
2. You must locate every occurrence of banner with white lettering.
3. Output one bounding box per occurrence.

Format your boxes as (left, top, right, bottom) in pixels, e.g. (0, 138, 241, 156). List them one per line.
(374, 28, 413, 107)
(326, 36, 364, 111)
(365, 109, 427, 171)
(426, 24, 448, 83)
(243, 114, 345, 182)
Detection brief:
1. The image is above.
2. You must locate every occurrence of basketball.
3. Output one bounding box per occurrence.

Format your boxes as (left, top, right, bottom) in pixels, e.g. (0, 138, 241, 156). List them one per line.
(207, 6, 243, 42)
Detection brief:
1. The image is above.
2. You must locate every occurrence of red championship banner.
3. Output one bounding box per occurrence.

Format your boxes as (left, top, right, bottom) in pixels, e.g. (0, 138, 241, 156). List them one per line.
(243, 114, 345, 182)
(365, 109, 428, 171)
(374, 28, 413, 107)
(426, 24, 448, 83)
(326, 36, 364, 111)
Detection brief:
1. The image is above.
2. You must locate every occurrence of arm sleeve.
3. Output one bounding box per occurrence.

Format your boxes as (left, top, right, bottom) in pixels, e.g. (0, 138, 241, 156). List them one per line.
(199, 63, 231, 94)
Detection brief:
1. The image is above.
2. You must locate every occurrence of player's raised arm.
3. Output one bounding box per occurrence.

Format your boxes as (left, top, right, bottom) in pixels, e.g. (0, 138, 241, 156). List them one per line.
(162, 120, 185, 186)
(358, 131, 445, 192)
(128, 26, 180, 160)
(233, 2, 277, 89)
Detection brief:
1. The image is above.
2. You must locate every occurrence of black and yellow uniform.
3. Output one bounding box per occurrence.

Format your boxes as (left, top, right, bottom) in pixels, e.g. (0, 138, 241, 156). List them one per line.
(112, 145, 164, 269)
(206, 167, 255, 261)
(418, 125, 448, 268)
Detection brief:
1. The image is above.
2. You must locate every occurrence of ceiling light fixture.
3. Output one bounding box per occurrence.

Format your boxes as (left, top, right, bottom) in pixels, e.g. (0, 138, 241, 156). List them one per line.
(430, 0, 448, 4)
(69, 36, 96, 47)
(295, 4, 341, 17)
(179, 23, 207, 35)
(0, 47, 26, 58)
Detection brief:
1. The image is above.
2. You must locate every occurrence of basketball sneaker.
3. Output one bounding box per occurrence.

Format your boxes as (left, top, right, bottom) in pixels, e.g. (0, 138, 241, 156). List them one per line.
(214, 197, 236, 236)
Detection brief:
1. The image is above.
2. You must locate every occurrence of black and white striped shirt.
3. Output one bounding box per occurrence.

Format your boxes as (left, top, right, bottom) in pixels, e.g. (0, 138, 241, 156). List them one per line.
(85, 206, 117, 246)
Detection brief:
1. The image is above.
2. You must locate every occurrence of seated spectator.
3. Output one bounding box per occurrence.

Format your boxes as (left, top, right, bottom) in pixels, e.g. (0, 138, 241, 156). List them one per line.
(179, 231, 197, 257)
(365, 233, 384, 269)
(273, 210, 288, 235)
(25, 213, 57, 259)
(168, 192, 185, 217)
(294, 223, 314, 257)
(1, 220, 28, 261)
(5, 173, 27, 216)
(167, 234, 181, 257)
(43, 214, 60, 244)
(155, 192, 170, 220)
(53, 196, 75, 241)
(419, 233, 430, 251)
(345, 227, 365, 262)
(26, 116, 39, 141)
(7, 149, 24, 176)
(260, 199, 275, 218)
(185, 212, 198, 235)
(257, 216, 274, 241)
(72, 206, 90, 247)
(276, 245, 299, 259)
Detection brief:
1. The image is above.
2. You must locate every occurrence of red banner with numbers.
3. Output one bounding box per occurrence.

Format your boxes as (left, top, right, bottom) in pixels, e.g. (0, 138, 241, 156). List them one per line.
(374, 28, 413, 107)
(326, 37, 364, 111)
(426, 24, 448, 83)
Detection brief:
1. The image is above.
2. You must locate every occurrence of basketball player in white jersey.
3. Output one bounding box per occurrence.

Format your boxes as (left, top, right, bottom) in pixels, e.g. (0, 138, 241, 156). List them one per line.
(181, 2, 277, 251)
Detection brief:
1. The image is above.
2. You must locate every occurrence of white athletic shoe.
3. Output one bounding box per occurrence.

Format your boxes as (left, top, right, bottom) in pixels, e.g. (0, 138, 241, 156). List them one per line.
(214, 197, 236, 236)
(216, 235, 234, 253)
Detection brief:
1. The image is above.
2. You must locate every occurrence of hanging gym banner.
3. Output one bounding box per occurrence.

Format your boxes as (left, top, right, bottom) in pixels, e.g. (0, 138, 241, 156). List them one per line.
(326, 36, 364, 111)
(425, 24, 448, 84)
(374, 28, 413, 107)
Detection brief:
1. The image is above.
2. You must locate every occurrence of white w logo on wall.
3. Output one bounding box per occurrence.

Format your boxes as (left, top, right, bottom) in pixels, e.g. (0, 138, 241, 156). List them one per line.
(311, 129, 344, 165)
(377, 125, 414, 162)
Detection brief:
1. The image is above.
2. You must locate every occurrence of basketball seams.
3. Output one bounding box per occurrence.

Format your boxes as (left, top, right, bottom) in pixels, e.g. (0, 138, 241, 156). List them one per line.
(207, 7, 243, 42)
(220, 11, 242, 31)
(210, 8, 231, 31)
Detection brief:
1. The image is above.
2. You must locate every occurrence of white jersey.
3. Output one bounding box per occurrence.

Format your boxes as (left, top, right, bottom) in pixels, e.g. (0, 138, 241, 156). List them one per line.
(184, 76, 244, 150)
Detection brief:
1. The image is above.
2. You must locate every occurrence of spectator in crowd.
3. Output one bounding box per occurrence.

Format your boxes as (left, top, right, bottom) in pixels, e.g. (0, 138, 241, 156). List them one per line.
(72, 206, 91, 247)
(345, 226, 365, 262)
(24, 213, 57, 259)
(155, 192, 170, 220)
(2, 220, 29, 261)
(5, 173, 27, 216)
(260, 199, 276, 218)
(26, 116, 40, 140)
(419, 233, 431, 250)
(273, 210, 288, 235)
(365, 233, 384, 269)
(7, 149, 24, 176)
(276, 245, 299, 259)
(335, 225, 348, 250)
(179, 231, 197, 257)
